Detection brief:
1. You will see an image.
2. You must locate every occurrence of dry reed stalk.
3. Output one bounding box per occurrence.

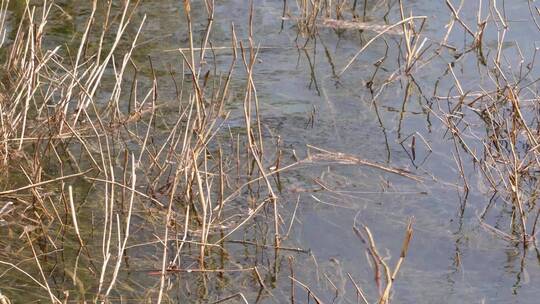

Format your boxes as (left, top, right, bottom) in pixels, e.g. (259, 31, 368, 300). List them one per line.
(68, 186, 84, 248)
(0, 291, 9, 304)
(210, 293, 249, 304)
(320, 18, 404, 35)
(24, 231, 61, 303)
(347, 272, 370, 304)
(156, 169, 180, 304)
(104, 155, 136, 297)
(290, 276, 325, 304)
(0, 260, 54, 300)
(352, 217, 414, 304)
(339, 15, 426, 76)
(0, 169, 91, 195)
(235, 9, 282, 247)
(96, 165, 116, 297)
(0, 0, 8, 48)
(306, 145, 421, 181)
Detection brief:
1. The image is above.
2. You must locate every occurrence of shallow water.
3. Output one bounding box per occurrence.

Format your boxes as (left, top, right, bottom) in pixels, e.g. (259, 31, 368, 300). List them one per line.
(2, 0, 540, 303)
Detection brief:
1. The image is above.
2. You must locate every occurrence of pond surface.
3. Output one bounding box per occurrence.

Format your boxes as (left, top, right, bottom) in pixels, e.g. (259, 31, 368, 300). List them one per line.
(2, 0, 540, 303)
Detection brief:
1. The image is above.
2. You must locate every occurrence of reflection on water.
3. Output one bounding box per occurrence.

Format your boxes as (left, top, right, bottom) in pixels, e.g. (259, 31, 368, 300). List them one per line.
(2, 0, 540, 303)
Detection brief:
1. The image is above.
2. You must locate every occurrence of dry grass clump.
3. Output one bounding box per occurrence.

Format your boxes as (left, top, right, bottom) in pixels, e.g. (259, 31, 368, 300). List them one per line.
(0, 0, 288, 302)
(428, 1, 540, 248)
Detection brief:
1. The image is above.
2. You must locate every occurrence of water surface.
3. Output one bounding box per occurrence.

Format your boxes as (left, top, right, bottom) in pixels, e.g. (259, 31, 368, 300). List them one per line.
(2, 0, 540, 303)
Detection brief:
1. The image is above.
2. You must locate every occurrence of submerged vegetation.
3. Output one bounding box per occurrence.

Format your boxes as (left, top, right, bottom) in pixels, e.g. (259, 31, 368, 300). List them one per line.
(0, 0, 540, 303)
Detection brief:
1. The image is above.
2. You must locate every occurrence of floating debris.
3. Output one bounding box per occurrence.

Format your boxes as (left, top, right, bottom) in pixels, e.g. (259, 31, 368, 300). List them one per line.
(320, 18, 404, 35)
